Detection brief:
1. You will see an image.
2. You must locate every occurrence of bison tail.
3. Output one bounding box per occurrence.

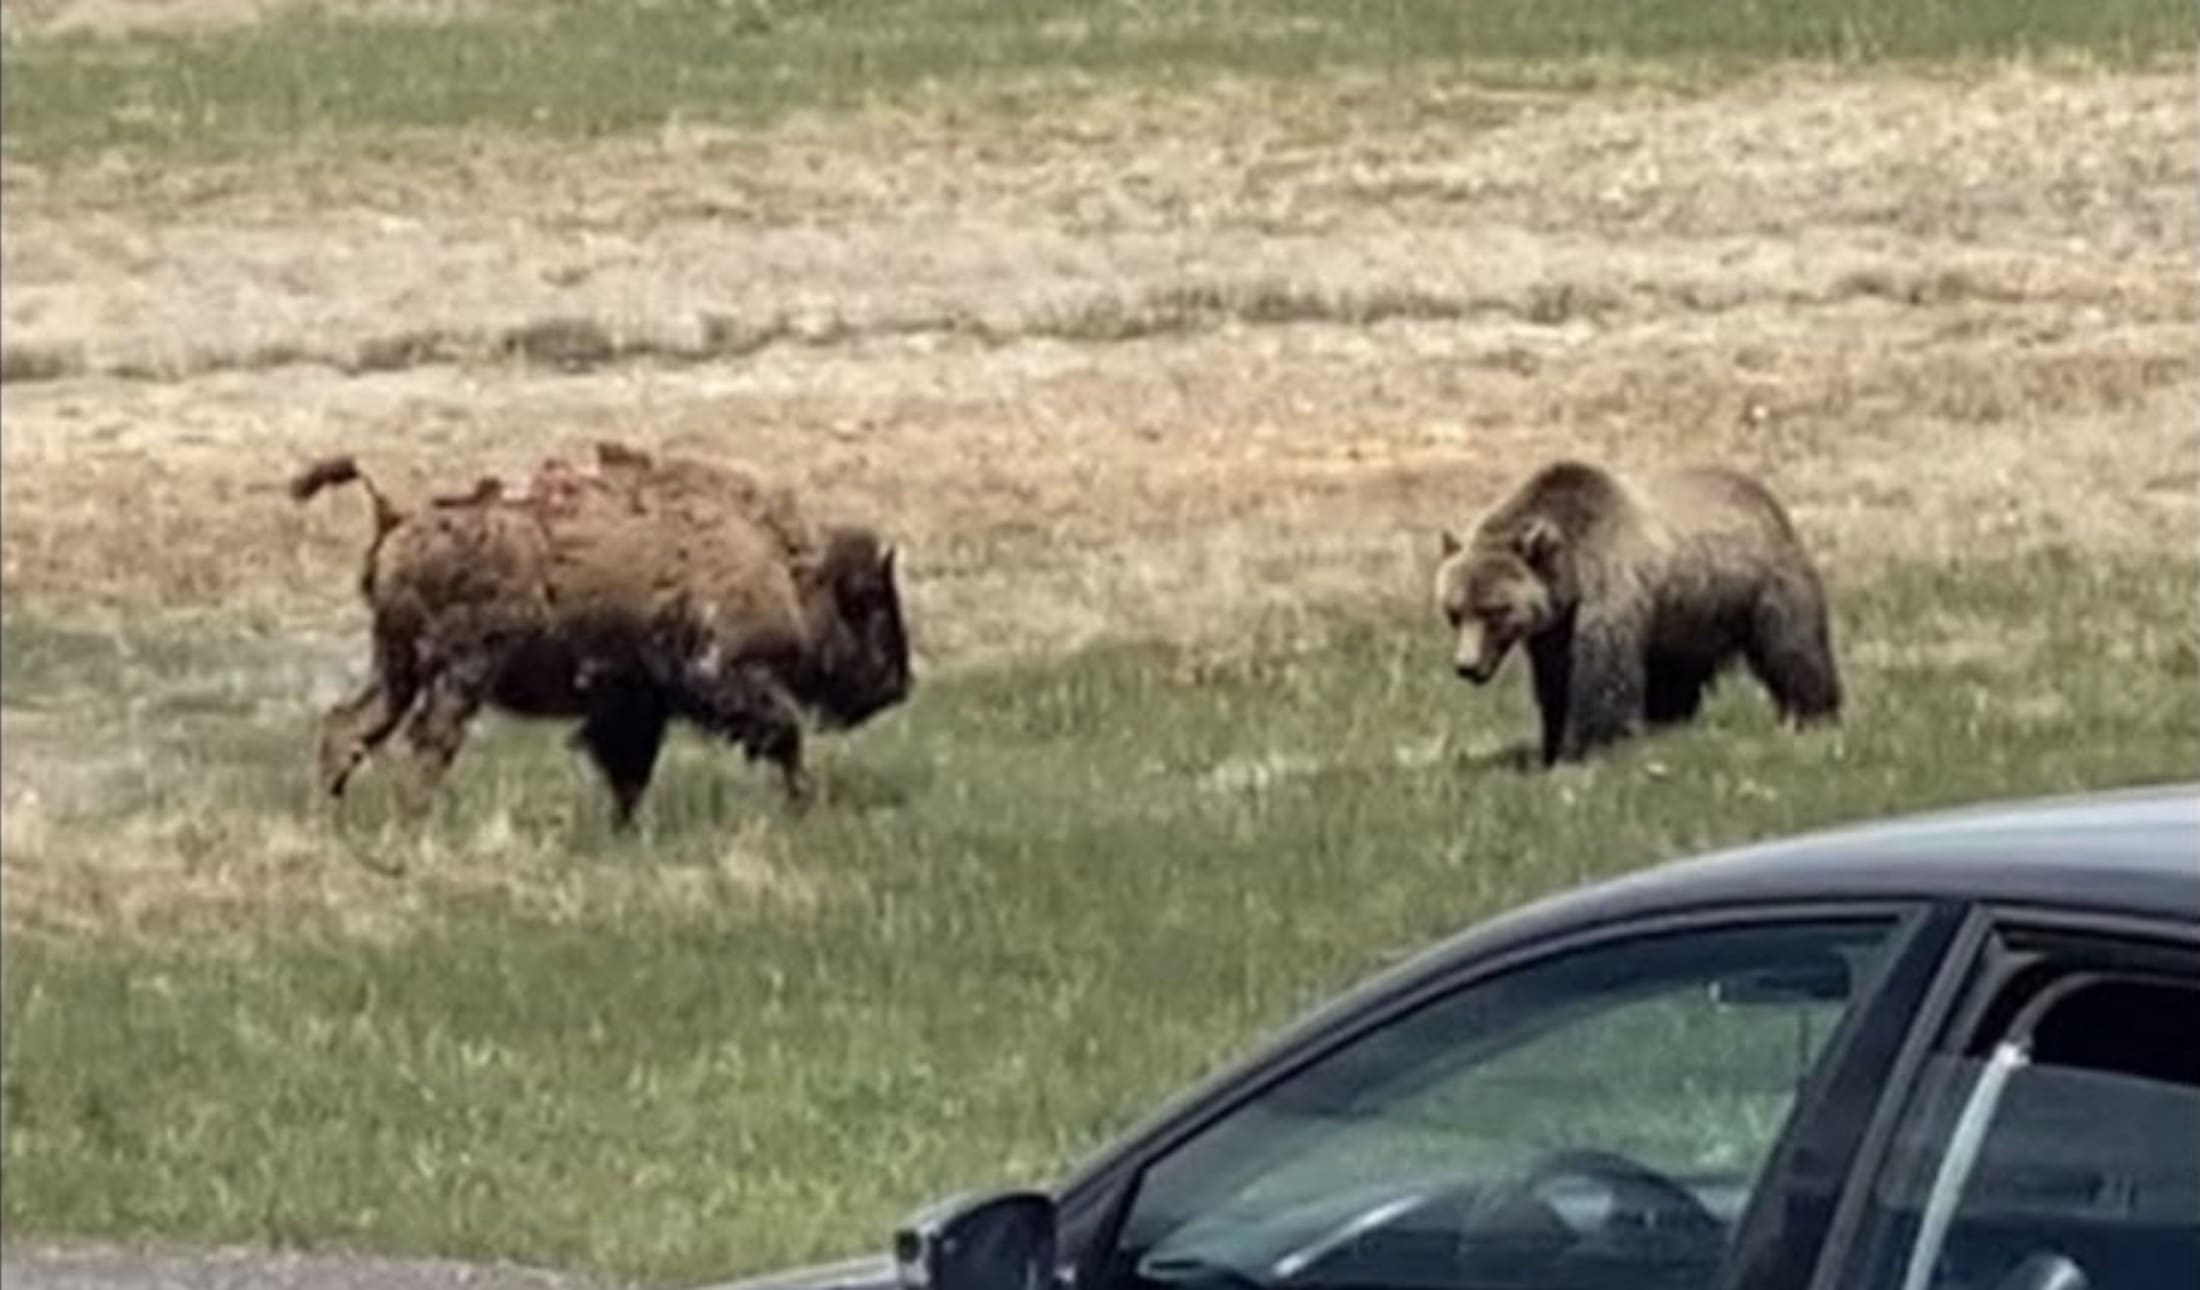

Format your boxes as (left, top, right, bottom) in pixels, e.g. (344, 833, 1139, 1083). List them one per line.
(288, 455, 362, 502)
(289, 455, 403, 536)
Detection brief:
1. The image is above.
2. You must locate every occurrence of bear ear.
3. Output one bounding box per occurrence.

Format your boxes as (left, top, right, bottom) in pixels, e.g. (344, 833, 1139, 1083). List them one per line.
(1438, 529, 1462, 558)
(1515, 517, 1563, 569)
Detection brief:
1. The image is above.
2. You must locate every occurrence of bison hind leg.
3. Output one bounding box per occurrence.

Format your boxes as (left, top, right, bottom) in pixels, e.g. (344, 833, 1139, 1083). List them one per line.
(318, 630, 422, 799)
(319, 684, 391, 799)
(395, 656, 493, 817)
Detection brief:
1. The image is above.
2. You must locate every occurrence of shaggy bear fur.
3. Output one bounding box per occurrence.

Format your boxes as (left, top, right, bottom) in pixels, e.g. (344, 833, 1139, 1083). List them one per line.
(292, 442, 912, 825)
(1434, 459, 1841, 765)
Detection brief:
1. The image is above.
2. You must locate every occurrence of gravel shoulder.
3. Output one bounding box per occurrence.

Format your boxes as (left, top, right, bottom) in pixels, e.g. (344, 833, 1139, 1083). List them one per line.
(1, 1243, 622, 1290)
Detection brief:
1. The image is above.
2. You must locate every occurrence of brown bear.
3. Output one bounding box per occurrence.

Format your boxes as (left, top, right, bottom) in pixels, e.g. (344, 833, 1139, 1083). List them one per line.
(1433, 459, 1841, 766)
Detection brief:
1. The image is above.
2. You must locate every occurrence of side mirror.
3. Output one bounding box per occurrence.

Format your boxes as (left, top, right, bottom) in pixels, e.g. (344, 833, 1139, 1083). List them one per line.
(893, 1190, 1058, 1290)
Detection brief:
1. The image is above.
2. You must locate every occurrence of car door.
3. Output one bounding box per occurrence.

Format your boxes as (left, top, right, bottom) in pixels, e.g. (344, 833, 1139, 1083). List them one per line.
(1818, 912, 2200, 1290)
(1064, 904, 1956, 1290)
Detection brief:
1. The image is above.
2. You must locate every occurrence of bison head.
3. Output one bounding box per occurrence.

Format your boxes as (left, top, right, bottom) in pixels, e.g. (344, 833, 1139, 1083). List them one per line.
(796, 526, 914, 728)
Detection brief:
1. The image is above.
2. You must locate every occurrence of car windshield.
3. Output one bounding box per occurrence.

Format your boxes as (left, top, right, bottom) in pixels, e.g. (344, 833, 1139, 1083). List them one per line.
(1109, 918, 1903, 1290)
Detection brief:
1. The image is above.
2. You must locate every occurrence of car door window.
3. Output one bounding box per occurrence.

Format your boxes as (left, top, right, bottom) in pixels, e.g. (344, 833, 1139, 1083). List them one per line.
(1093, 917, 1906, 1290)
(1837, 938, 2200, 1290)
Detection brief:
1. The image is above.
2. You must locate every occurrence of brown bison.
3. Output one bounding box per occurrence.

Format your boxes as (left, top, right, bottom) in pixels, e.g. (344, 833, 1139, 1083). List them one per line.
(292, 442, 913, 826)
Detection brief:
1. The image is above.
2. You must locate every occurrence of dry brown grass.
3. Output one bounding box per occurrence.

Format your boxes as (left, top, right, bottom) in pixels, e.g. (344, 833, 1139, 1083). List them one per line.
(0, 693, 841, 942)
(0, 804, 837, 943)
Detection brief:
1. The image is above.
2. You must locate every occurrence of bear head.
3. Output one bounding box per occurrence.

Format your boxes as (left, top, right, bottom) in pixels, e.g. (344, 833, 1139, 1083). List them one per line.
(1433, 518, 1566, 684)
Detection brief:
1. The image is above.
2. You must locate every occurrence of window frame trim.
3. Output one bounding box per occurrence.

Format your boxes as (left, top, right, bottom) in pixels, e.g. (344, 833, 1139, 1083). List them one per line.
(1970, 903, 2200, 959)
(1065, 898, 1947, 1290)
(1808, 904, 2200, 1290)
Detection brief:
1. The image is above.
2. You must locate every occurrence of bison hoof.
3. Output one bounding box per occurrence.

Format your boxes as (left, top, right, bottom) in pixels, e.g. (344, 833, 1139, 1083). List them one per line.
(318, 741, 360, 798)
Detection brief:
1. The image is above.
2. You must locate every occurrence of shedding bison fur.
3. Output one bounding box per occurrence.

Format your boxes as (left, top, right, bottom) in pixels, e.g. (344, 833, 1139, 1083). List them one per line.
(291, 444, 914, 827)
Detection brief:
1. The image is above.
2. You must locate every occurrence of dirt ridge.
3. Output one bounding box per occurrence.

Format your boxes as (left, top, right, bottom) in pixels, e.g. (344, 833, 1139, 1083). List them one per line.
(4, 257, 2182, 387)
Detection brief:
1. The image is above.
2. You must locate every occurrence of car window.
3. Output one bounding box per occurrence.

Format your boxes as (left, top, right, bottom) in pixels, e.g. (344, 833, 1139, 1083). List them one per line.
(1838, 970, 2200, 1290)
(1092, 917, 1905, 1290)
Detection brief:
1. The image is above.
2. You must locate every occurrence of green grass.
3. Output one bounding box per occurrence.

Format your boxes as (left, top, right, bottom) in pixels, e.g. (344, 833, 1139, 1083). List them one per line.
(4, 550, 2196, 1283)
(4, 0, 2191, 163)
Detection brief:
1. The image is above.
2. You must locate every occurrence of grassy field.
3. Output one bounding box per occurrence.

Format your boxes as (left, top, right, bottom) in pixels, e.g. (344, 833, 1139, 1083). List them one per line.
(4, 0, 2188, 161)
(3, 0, 2196, 1284)
(5, 551, 2196, 1281)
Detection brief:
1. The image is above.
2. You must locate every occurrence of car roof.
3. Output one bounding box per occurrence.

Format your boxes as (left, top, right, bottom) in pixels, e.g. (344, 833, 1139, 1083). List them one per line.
(1438, 780, 2200, 967)
(1585, 779, 2195, 908)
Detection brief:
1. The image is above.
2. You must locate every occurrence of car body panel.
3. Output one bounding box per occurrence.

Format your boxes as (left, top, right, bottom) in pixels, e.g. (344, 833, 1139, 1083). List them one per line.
(708, 1256, 896, 1290)
(696, 781, 2200, 1290)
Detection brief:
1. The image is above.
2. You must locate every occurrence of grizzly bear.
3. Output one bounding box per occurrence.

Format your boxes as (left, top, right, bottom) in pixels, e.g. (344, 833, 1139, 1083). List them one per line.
(1433, 460, 1841, 766)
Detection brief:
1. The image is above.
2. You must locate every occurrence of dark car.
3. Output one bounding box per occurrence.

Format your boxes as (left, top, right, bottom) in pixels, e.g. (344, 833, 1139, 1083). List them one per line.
(711, 783, 2200, 1290)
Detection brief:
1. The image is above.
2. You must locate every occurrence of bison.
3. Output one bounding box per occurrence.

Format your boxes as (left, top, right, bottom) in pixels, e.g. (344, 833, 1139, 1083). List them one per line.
(291, 442, 913, 826)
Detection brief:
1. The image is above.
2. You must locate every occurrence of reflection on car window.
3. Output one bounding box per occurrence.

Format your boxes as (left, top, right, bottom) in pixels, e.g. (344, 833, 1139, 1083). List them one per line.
(1846, 976, 2200, 1290)
(1102, 918, 1902, 1290)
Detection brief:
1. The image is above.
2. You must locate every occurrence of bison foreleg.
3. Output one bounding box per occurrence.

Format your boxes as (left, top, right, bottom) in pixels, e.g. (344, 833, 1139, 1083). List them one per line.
(751, 706, 811, 808)
(731, 679, 811, 807)
(687, 663, 811, 808)
(576, 692, 670, 829)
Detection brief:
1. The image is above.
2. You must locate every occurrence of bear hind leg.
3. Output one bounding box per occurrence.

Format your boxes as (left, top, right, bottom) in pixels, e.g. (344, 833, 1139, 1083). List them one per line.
(1744, 579, 1842, 726)
(1643, 660, 1713, 728)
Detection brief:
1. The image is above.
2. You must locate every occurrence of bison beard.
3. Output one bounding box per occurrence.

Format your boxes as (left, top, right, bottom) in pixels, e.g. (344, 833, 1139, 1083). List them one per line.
(293, 444, 913, 827)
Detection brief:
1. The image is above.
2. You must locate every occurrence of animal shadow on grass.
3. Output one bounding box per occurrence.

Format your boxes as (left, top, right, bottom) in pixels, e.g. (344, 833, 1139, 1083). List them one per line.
(1450, 742, 1543, 775)
(807, 760, 924, 813)
(309, 730, 925, 866)
(620, 755, 927, 838)
(320, 793, 425, 879)
(1244, 738, 1540, 800)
